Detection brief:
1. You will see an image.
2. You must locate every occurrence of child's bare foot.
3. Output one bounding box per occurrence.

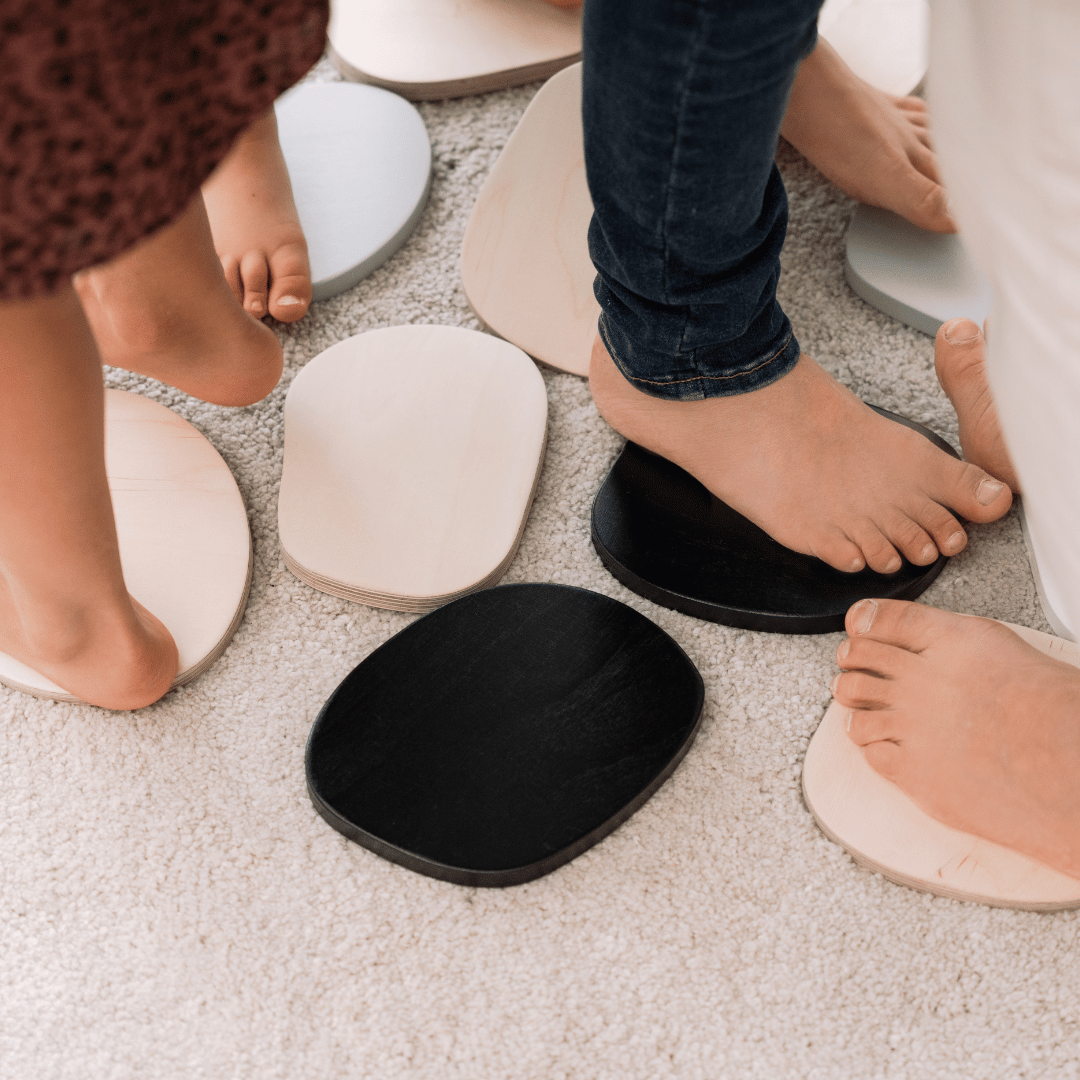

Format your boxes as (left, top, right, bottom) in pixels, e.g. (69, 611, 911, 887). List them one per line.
(934, 318, 1020, 492)
(781, 38, 956, 233)
(201, 110, 312, 323)
(74, 195, 284, 408)
(833, 599, 1080, 880)
(589, 334, 1012, 574)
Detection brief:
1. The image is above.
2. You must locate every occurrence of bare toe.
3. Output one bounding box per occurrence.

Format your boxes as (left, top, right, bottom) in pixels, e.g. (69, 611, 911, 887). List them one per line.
(267, 239, 311, 322)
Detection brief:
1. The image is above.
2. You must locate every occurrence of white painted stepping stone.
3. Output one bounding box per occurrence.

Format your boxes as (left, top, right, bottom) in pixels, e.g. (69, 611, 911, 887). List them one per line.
(845, 204, 992, 337)
(0, 391, 252, 705)
(275, 82, 431, 302)
(328, 0, 582, 101)
(818, 0, 929, 96)
(462, 62, 595, 378)
(803, 622, 1080, 910)
(1019, 503, 1076, 641)
(278, 325, 548, 612)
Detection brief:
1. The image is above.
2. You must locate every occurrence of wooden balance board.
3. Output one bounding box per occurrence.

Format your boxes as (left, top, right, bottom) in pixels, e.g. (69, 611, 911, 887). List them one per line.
(462, 9, 928, 381)
(818, 0, 929, 97)
(275, 82, 431, 302)
(1019, 503, 1076, 641)
(328, 0, 582, 101)
(305, 582, 705, 886)
(804, 622, 1080, 910)
(277, 325, 548, 613)
(845, 204, 992, 337)
(591, 409, 955, 634)
(0, 391, 252, 705)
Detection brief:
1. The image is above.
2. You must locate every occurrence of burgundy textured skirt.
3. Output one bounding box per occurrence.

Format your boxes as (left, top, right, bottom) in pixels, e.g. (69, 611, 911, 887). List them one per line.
(0, 0, 329, 299)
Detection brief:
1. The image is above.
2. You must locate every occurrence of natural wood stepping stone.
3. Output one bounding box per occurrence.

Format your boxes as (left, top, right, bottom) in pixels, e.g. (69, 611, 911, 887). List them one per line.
(305, 582, 704, 886)
(0, 391, 252, 704)
(278, 325, 547, 612)
(461, 61, 595, 377)
(591, 409, 955, 634)
(845, 204, 991, 337)
(328, 0, 582, 101)
(803, 622, 1080, 910)
(818, 0, 929, 96)
(275, 82, 431, 302)
(1020, 503, 1076, 641)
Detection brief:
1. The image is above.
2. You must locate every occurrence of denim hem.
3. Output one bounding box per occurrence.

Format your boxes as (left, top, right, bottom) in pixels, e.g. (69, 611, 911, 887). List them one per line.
(599, 315, 801, 402)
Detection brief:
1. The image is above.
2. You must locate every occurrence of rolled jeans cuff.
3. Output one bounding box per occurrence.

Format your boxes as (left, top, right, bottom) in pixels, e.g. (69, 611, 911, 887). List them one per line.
(596, 305, 801, 402)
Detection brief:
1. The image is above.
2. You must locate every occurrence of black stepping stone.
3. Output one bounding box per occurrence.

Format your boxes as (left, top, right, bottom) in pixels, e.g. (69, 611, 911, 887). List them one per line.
(306, 583, 704, 886)
(591, 408, 957, 634)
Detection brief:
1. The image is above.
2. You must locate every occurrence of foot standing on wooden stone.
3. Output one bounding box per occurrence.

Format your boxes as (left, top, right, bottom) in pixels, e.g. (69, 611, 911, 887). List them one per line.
(0, 0, 327, 708)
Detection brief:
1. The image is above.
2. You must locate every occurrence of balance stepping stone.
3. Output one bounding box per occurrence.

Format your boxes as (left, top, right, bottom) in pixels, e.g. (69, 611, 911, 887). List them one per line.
(803, 621, 1080, 909)
(277, 325, 548, 613)
(275, 81, 431, 302)
(591, 410, 956, 634)
(845, 204, 992, 337)
(328, 0, 582, 101)
(0, 391, 252, 704)
(818, 0, 929, 96)
(305, 582, 705, 886)
(1020, 504, 1076, 641)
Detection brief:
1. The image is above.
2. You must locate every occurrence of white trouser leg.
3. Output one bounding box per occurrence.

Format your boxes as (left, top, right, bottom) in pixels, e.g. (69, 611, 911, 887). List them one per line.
(929, 0, 1080, 634)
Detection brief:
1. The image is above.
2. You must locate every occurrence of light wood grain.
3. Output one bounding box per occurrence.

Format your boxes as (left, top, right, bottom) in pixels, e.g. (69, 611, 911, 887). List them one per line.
(818, 0, 929, 96)
(278, 325, 548, 611)
(328, 0, 581, 101)
(461, 62, 596, 378)
(275, 82, 431, 301)
(0, 390, 252, 705)
(803, 622, 1080, 909)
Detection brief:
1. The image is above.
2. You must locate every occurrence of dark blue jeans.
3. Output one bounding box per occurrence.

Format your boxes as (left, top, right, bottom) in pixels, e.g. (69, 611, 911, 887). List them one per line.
(583, 0, 823, 400)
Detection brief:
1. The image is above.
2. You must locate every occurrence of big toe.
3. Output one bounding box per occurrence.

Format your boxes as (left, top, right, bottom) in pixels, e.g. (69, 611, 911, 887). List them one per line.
(267, 240, 311, 323)
(845, 597, 962, 652)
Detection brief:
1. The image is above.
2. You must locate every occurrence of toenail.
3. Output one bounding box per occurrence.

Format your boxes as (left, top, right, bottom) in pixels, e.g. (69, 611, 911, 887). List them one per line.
(849, 557, 864, 573)
(837, 639, 850, 663)
(976, 477, 1004, 505)
(845, 710, 854, 733)
(884, 556, 902, 574)
(946, 530, 966, 552)
(850, 598, 877, 635)
(943, 318, 980, 345)
(277, 295, 303, 306)
(921, 542, 937, 563)
(830, 673, 843, 696)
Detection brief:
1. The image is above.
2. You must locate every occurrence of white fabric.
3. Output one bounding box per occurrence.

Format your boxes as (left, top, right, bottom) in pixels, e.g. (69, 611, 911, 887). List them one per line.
(929, 0, 1080, 635)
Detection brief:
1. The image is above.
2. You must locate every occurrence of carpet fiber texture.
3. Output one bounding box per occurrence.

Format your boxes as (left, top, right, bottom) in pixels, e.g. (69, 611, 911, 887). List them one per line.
(4, 61, 1076, 1080)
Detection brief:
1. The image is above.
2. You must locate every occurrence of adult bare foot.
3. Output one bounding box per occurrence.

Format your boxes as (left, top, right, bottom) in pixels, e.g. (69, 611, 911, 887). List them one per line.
(833, 598, 1080, 880)
(781, 38, 956, 233)
(201, 110, 312, 323)
(74, 194, 283, 408)
(935, 318, 1020, 492)
(590, 335, 1012, 573)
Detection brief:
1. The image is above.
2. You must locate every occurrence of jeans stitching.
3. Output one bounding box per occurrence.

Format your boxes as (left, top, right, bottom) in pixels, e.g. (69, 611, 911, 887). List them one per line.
(622, 329, 794, 387)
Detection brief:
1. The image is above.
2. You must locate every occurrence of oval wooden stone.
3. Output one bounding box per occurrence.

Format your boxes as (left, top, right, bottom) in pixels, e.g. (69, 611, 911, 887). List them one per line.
(278, 326, 548, 612)
(462, 62, 596, 377)
(305, 583, 705, 886)
(818, 0, 928, 96)
(328, 0, 581, 101)
(591, 409, 956, 634)
(275, 82, 431, 301)
(0, 390, 252, 703)
(803, 622, 1080, 910)
(845, 204, 991, 338)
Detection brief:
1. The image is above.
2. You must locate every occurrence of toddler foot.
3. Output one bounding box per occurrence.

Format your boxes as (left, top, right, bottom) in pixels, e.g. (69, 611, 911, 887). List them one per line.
(934, 318, 1019, 492)
(75, 195, 284, 408)
(834, 599, 1080, 880)
(590, 334, 1012, 574)
(201, 110, 312, 323)
(782, 38, 955, 233)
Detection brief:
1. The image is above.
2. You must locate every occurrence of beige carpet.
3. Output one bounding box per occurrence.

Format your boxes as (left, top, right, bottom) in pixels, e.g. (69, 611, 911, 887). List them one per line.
(3, 60, 1076, 1080)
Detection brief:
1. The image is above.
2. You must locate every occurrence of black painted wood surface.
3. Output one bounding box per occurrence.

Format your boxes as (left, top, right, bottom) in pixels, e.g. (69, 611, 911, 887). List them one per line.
(591, 408, 958, 634)
(306, 583, 705, 886)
